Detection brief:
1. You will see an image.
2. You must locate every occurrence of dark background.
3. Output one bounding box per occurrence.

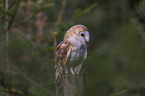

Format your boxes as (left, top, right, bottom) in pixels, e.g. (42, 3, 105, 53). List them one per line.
(0, 0, 145, 96)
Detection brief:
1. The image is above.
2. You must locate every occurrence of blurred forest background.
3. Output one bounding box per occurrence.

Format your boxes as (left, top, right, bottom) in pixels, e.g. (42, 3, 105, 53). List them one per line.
(0, 0, 145, 96)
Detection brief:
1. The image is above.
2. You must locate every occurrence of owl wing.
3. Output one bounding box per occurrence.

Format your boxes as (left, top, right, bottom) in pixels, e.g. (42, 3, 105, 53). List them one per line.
(55, 41, 71, 82)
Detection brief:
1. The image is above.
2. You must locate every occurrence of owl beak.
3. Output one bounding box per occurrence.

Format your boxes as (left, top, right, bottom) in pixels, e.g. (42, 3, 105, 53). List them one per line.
(78, 36, 88, 45)
(85, 39, 89, 46)
(85, 39, 88, 43)
(84, 31, 89, 43)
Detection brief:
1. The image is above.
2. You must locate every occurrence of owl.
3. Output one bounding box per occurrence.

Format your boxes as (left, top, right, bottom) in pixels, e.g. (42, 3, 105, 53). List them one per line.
(55, 25, 89, 83)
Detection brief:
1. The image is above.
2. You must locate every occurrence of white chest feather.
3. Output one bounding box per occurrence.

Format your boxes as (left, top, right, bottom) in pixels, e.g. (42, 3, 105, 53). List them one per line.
(68, 45, 87, 66)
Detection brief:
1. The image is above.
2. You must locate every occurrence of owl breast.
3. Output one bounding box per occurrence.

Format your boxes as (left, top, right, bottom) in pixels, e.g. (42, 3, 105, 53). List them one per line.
(68, 45, 87, 67)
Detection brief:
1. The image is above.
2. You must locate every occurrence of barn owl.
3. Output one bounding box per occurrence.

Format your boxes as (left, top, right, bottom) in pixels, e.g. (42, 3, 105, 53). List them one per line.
(55, 25, 89, 83)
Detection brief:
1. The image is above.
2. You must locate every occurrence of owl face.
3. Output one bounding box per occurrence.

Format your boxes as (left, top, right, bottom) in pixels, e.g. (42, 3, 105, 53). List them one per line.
(64, 25, 90, 47)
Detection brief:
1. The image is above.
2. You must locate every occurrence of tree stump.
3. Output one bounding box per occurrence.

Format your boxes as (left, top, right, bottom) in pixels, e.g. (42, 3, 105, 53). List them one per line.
(63, 75, 85, 96)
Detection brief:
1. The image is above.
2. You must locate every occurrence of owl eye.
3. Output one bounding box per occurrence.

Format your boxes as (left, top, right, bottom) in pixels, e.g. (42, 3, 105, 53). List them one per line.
(81, 33, 85, 37)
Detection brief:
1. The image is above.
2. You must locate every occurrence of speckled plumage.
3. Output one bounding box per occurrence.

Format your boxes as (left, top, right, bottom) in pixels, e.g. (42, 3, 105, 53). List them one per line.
(55, 25, 89, 83)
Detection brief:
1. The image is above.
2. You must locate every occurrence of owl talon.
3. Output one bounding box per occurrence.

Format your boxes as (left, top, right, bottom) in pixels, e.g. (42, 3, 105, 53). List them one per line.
(63, 73, 72, 78)
(63, 74, 68, 78)
(58, 85, 63, 89)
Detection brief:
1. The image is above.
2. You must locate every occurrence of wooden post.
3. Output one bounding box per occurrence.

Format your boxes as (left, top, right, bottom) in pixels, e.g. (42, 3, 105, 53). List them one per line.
(63, 75, 85, 96)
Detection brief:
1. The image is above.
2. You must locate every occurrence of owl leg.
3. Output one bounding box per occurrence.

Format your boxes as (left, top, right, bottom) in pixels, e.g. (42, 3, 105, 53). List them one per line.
(64, 65, 68, 74)
(63, 65, 69, 77)
(74, 64, 82, 75)
(70, 67, 75, 75)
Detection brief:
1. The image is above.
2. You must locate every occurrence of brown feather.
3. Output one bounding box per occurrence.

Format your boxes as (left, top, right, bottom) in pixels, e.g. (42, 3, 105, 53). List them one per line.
(55, 42, 71, 81)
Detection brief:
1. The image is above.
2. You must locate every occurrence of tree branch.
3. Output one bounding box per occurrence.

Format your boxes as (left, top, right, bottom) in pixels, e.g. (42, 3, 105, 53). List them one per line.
(56, 0, 67, 25)
(5, 0, 9, 71)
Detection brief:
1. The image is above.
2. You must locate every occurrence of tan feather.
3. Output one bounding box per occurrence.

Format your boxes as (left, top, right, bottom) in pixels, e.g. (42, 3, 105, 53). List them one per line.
(55, 42, 71, 81)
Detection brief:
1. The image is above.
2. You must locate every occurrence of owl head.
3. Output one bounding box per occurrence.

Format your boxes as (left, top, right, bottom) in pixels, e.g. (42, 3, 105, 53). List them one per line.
(64, 25, 89, 47)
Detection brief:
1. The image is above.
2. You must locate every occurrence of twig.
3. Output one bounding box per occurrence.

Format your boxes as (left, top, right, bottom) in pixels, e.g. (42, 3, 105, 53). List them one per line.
(5, 0, 9, 71)
(54, 32, 58, 96)
(22, 74, 55, 96)
(12, 28, 31, 40)
(10, 63, 55, 96)
(0, 88, 23, 95)
(54, 0, 67, 95)
(56, 0, 67, 25)
(111, 89, 128, 96)
(35, 0, 44, 45)
(54, 32, 57, 56)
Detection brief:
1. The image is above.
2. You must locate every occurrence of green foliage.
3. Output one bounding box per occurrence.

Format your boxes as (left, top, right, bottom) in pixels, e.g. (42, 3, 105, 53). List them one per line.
(136, 0, 145, 22)
(0, 0, 145, 96)
(0, 70, 33, 96)
(23, 2, 54, 23)
(83, 18, 145, 96)
(73, 3, 97, 21)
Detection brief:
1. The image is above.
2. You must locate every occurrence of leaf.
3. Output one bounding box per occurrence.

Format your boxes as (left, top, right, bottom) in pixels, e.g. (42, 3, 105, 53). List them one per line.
(73, 3, 97, 21)
(8, 1, 20, 30)
(0, 88, 23, 95)
(34, 3, 55, 13)
(111, 89, 128, 96)
(136, 0, 145, 21)
(23, 3, 54, 23)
